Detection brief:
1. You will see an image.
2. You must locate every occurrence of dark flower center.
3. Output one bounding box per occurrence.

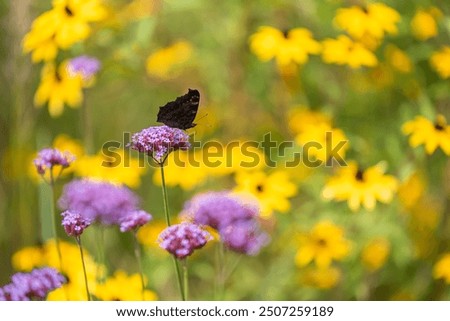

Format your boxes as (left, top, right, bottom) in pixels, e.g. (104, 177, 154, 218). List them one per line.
(282, 29, 290, 38)
(64, 6, 74, 16)
(317, 238, 327, 247)
(435, 123, 445, 131)
(256, 184, 264, 192)
(55, 71, 62, 82)
(355, 169, 364, 181)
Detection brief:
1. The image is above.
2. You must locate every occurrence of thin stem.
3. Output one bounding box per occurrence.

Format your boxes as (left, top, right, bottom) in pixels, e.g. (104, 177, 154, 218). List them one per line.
(159, 163, 171, 226)
(95, 227, 106, 283)
(76, 236, 91, 301)
(49, 169, 63, 272)
(82, 89, 94, 154)
(133, 231, 146, 300)
(182, 259, 188, 300)
(173, 257, 185, 301)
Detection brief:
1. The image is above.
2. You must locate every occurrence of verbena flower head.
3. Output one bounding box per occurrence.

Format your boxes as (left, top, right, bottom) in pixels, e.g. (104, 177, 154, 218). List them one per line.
(183, 191, 258, 230)
(158, 223, 212, 259)
(221, 220, 270, 256)
(0, 267, 65, 301)
(34, 147, 75, 176)
(61, 210, 91, 237)
(119, 210, 152, 232)
(68, 55, 101, 80)
(129, 125, 191, 163)
(59, 179, 140, 226)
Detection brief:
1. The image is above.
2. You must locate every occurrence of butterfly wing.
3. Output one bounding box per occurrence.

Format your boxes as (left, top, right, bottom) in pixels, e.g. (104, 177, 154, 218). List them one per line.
(157, 89, 200, 130)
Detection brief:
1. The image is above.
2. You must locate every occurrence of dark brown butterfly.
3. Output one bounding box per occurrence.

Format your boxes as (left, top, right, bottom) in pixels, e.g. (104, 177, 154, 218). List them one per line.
(157, 89, 200, 130)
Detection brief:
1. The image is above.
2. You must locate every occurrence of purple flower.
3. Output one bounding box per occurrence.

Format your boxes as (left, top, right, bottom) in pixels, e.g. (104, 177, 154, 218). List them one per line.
(129, 125, 190, 163)
(34, 148, 75, 175)
(119, 210, 152, 232)
(68, 55, 101, 79)
(221, 220, 270, 256)
(183, 191, 259, 230)
(0, 267, 65, 301)
(61, 210, 91, 237)
(58, 179, 140, 226)
(158, 223, 212, 259)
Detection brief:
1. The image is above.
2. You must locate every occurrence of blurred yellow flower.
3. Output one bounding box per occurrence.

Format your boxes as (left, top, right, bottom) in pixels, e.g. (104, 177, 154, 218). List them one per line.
(295, 220, 350, 268)
(75, 150, 146, 188)
(34, 61, 84, 117)
(398, 172, 425, 209)
(322, 161, 398, 212)
(95, 270, 158, 300)
(250, 26, 321, 66)
(361, 238, 390, 271)
(402, 114, 450, 155)
(334, 3, 400, 40)
(288, 107, 331, 135)
(430, 46, 450, 79)
(234, 170, 297, 218)
(321, 35, 377, 68)
(12, 240, 101, 301)
(23, 0, 107, 62)
(137, 219, 167, 249)
(301, 266, 341, 289)
(295, 122, 349, 163)
(433, 253, 450, 284)
(146, 41, 193, 79)
(411, 8, 441, 41)
(384, 45, 413, 73)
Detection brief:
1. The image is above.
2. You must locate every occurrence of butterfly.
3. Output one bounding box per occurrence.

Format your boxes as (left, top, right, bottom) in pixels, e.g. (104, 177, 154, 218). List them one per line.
(157, 89, 200, 130)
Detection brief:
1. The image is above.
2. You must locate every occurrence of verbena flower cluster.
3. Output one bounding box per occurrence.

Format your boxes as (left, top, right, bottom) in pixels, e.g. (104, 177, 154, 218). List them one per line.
(33, 148, 75, 175)
(183, 191, 270, 255)
(61, 210, 92, 237)
(119, 210, 153, 232)
(58, 179, 141, 226)
(67, 55, 101, 79)
(0, 267, 65, 301)
(158, 223, 212, 259)
(129, 125, 191, 163)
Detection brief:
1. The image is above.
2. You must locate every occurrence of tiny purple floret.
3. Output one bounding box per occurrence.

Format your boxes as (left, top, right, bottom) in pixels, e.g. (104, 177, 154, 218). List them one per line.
(68, 55, 101, 79)
(119, 210, 152, 232)
(33, 148, 75, 175)
(61, 210, 91, 237)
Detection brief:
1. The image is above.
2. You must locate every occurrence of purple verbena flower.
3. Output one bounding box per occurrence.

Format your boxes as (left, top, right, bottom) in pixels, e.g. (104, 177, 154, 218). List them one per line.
(61, 210, 91, 237)
(221, 220, 270, 256)
(0, 267, 65, 301)
(33, 148, 75, 176)
(129, 125, 190, 163)
(119, 210, 152, 232)
(67, 55, 101, 79)
(158, 223, 212, 259)
(183, 191, 259, 230)
(58, 179, 140, 226)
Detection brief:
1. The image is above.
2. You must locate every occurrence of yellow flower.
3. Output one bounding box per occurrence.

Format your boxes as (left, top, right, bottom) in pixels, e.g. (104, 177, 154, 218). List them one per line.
(430, 46, 450, 79)
(361, 238, 390, 271)
(250, 26, 321, 66)
(295, 122, 349, 163)
(34, 61, 84, 117)
(322, 35, 377, 68)
(300, 266, 341, 289)
(146, 41, 193, 79)
(137, 219, 170, 249)
(384, 45, 413, 73)
(288, 107, 331, 135)
(23, 0, 107, 61)
(95, 270, 158, 300)
(433, 253, 450, 284)
(411, 8, 441, 41)
(402, 114, 450, 155)
(234, 170, 297, 218)
(322, 161, 399, 212)
(75, 150, 146, 188)
(295, 220, 350, 268)
(12, 240, 101, 301)
(334, 3, 400, 40)
(398, 172, 425, 209)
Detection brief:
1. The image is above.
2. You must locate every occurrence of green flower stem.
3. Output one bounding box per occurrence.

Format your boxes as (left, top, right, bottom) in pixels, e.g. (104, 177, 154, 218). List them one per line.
(159, 162, 184, 300)
(133, 231, 146, 300)
(182, 259, 189, 300)
(76, 236, 91, 301)
(49, 169, 63, 272)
